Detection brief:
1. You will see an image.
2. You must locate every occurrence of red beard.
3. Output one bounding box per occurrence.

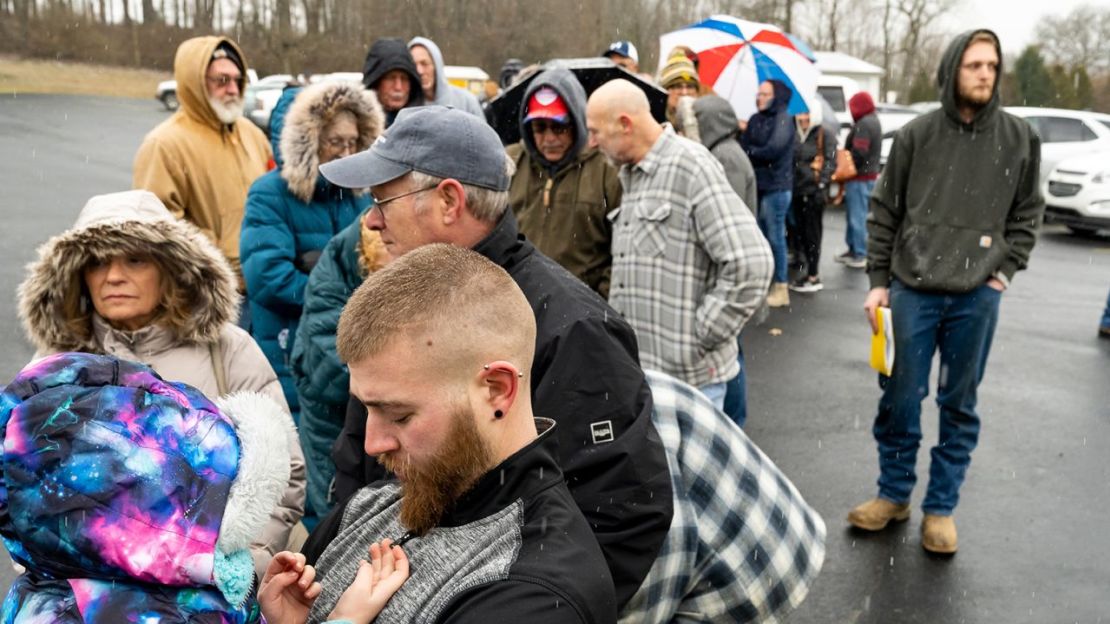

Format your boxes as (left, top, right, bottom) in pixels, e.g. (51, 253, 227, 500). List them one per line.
(378, 406, 493, 536)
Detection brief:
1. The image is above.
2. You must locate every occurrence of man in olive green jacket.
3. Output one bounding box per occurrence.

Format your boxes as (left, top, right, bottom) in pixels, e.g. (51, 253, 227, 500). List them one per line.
(507, 67, 621, 298)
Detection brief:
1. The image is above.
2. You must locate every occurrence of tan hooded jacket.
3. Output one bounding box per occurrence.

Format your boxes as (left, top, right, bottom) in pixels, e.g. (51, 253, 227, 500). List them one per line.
(17, 190, 305, 578)
(133, 36, 272, 289)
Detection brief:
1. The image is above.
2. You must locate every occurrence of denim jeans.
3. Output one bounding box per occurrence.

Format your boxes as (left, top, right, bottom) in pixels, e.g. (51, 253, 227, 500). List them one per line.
(722, 344, 747, 428)
(758, 190, 792, 283)
(698, 381, 728, 411)
(844, 179, 874, 257)
(873, 280, 1001, 515)
(1101, 287, 1110, 329)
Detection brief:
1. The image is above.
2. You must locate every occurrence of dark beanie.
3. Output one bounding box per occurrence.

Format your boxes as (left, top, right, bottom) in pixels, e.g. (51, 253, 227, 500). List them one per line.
(211, 41, 245, 74)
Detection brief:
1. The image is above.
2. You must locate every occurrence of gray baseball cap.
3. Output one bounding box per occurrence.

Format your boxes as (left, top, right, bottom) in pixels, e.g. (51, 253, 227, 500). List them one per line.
(319, 105, 510, 191)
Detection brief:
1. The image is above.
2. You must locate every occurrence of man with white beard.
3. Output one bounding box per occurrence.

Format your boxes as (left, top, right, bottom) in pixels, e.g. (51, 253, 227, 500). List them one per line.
(134, 37, 271, 319)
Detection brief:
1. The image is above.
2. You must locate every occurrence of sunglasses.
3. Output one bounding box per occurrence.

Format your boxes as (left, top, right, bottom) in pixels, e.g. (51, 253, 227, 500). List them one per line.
(531, 120, 571, 136)
(205, 74, 241, 88)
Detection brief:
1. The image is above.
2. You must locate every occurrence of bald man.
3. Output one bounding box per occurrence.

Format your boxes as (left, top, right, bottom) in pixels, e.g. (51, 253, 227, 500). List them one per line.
(285, 244, 616, 623)
(587, 80, 772, 410)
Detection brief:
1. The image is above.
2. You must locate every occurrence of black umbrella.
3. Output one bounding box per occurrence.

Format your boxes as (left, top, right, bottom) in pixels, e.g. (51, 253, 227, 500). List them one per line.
(488, 57, 667, 145)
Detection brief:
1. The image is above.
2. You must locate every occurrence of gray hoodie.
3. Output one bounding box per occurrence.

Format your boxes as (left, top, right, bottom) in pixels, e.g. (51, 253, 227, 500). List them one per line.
(681, 95, 757, 213)
(407, 37, 483, 118)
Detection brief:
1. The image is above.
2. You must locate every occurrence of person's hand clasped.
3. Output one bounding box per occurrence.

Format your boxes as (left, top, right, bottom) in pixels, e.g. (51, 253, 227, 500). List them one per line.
(863, 287, 890, 335)
(328, 538, 411, 624)
(258, 551, 322, 624)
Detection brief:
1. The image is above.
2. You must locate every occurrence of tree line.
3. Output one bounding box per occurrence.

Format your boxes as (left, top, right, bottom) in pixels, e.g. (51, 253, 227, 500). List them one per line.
(1, 0, 1107, 111)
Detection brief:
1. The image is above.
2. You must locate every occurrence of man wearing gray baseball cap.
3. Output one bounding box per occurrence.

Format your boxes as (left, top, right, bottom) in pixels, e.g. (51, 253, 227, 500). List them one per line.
(314, 105, 674, 612)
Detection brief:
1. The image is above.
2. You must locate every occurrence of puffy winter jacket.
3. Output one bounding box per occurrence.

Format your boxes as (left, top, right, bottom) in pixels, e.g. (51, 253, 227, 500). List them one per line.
(0, 352, 294, 622)
(241, 81, 382, 416)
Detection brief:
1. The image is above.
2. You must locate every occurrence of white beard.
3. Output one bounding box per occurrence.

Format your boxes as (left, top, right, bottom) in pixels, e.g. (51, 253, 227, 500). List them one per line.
(208, 95, 244, 124)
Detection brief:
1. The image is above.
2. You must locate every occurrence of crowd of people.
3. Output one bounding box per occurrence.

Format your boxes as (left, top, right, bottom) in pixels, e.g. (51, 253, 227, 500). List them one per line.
(0, 25, 1052, 624)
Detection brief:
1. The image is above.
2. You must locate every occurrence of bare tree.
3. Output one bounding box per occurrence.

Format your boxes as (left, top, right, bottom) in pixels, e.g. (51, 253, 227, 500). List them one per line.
(896, 0, 955, 95)
(1035, 5, 1110, 72)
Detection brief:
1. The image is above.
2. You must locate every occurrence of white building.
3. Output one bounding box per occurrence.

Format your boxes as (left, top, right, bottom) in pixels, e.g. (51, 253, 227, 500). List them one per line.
(814, 51, 884, 101)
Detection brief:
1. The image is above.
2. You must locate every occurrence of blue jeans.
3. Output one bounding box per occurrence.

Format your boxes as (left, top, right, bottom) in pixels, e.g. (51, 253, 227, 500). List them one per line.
(723, 344, 747, 428)
(758, 190, 792, 283)
(699, 381, 728, 410)
(873, 280, 1001, 515)
(845, 179, 874, 257)
(1101, 287, 1110, 329)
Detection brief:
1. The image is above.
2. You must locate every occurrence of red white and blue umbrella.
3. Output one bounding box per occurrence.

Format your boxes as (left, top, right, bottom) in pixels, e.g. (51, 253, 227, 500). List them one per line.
(659, 15, 819, 121)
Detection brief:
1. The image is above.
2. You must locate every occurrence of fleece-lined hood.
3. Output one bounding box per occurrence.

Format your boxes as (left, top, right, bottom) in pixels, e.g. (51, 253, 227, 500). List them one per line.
(937, 29, 1003, 129)
(174, 36, 249, 131)
(518, 67, 588, 172)
(849, 91, 875, 121)
(279, 81, 385, 203)
(0, 352, 292, 619)
(18, 190, 239, 354)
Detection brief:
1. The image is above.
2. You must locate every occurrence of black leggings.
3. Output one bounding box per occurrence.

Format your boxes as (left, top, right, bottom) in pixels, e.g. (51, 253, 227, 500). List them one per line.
(790, 190, 825, 277)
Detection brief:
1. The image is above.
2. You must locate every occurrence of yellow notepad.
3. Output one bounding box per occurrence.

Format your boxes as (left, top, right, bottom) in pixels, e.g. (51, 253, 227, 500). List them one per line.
(870, 306, 895, 376)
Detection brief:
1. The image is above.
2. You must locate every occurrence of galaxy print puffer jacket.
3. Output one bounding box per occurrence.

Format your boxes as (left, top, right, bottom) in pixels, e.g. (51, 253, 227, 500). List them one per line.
(0, 352, 294, 623)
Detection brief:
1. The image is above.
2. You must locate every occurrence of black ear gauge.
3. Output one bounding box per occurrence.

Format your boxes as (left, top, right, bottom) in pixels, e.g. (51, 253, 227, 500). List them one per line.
(494, 410, 504, 419)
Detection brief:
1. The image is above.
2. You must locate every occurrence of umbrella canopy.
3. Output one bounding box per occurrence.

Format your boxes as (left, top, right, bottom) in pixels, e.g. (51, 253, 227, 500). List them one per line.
(659, 15, 819, 122)
(488, 58, 667, 145)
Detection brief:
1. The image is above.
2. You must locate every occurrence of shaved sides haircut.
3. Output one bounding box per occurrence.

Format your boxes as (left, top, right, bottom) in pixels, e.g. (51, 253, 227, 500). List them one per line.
(337, 243, 536, 376)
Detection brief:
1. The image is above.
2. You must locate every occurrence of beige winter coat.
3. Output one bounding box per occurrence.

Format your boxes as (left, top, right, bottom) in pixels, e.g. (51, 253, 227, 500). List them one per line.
(17, 190, 305, 578)
(132, 36, 272, 290)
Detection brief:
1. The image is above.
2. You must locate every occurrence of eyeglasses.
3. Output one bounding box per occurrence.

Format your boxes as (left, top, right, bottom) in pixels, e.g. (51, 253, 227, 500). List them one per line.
(206, 74, 241, 88)
(531, 120, 571, 136)
(324, 137, 359, 151)
(371, 184, 439, 219)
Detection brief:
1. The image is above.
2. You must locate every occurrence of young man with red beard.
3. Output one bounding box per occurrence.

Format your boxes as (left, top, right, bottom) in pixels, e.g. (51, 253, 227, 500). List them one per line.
(281, 244, 616, 624)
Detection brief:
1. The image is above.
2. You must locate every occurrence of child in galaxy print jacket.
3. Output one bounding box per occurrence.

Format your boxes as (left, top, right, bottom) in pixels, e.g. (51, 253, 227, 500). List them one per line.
(0, 352, 297, 623)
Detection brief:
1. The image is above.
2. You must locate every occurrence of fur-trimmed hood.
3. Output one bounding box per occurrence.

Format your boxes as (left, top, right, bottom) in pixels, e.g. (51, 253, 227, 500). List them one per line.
(18, 190, 239, 354)
(280, 81, 385, 203)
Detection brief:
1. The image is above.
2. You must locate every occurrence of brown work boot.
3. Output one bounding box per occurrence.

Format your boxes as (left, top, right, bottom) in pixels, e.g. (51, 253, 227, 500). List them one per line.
(847, 498, 911, 531)
(766, 282, 790, 308)
(921, 514, 958, 554)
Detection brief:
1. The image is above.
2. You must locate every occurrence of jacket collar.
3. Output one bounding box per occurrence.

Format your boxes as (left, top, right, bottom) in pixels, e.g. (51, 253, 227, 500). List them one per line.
(92, 314, 180, 358)
(438, 418, 562, 528)
(472, 210, 533, 271)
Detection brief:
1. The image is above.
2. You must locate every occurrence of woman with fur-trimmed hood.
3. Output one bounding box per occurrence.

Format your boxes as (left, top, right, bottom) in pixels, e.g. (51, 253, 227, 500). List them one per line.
(16, 190, 306, 579)
(240, 81, 383, 435)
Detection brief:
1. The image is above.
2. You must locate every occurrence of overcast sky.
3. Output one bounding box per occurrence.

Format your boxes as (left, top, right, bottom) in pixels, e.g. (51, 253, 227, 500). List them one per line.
(949, 0, 1108, 55)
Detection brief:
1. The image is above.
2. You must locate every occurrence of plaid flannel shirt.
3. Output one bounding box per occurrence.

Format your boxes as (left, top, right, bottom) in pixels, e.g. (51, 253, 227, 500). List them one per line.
(620, 370, 826, 623)
(609, 126, 773, 388)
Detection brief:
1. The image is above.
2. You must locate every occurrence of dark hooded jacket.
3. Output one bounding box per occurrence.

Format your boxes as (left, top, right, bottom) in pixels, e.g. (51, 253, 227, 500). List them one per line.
(690, 95, 758, 212)
(867, 29, 1044, 293)
(361, 38, 424, 126)
(327, 211, 673, 610)
(740, 79, 795, 194)
(846, 91, 882, 180)
(506, 68, 620, 298)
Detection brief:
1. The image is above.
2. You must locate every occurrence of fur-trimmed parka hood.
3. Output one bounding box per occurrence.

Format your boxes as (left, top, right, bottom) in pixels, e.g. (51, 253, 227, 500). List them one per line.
(280, 81, 385, 203)
(18, 190, 239, 354)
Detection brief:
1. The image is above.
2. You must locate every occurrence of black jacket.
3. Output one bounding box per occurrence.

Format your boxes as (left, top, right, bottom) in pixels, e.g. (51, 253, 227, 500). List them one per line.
(304, 419, 617, 624)
(867, 29, 1044, 292)
(846, 92, 882, 180)
(330, 211, 673, 609)
(740, 79, 795, 194)
(793, 122, 836, 197)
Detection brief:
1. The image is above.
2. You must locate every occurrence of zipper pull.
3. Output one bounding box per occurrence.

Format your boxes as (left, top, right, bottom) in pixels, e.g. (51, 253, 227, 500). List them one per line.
(393, 531, 416, 547)
(543, 178, 553, 208)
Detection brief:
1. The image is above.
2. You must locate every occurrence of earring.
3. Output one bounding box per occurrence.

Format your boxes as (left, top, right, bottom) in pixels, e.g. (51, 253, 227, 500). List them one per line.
(494, 410, 504, 419)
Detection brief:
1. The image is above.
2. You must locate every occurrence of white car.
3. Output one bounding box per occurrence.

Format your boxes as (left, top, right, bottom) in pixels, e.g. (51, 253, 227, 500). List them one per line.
(1006, 107, 1110, 184)
(1044, 150, 1110, 235)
